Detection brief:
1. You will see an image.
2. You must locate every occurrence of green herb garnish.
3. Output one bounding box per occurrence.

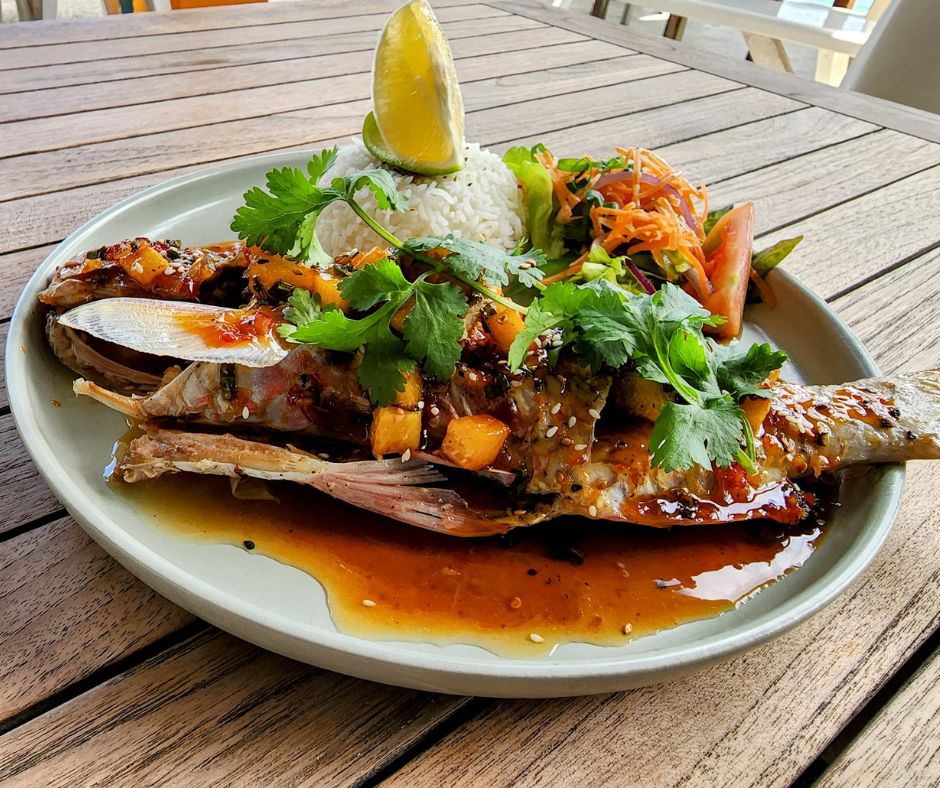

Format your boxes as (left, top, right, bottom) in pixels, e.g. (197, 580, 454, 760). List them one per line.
(509, 281, 787, 471)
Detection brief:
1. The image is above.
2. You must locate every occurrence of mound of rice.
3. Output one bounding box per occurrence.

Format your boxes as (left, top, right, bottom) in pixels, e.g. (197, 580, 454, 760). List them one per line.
(316, 140, 525, 255)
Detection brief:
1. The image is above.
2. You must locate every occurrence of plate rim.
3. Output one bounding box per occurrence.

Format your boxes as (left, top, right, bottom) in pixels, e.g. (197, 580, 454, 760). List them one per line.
(5, 150, 904, 697)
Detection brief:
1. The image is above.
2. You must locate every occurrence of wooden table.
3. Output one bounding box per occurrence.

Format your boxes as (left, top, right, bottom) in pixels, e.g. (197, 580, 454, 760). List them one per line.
(1, 1, 938, 783)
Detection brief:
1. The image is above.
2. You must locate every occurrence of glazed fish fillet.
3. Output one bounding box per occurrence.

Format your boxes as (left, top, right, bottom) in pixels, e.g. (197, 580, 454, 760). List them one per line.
(81, 363, 940, 535)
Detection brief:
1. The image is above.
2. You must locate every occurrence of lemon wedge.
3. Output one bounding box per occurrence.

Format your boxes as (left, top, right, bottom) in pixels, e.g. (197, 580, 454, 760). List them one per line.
(366, 0, 465, 175)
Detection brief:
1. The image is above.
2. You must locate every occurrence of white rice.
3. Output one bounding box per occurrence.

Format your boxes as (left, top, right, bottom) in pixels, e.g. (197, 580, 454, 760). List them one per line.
(316, 139, 525, 255)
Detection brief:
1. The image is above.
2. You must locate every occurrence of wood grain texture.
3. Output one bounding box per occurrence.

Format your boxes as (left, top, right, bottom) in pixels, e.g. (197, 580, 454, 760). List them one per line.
(0, 245, 56, 321)
(0, 0, 473, 49)
(0, 413, 61, 534)
(709, 129, 940, 236)
(0, 321, 8, 411)
(0, 50, 670, 158)
(757, 165, 940, 298)
(0, 69, 736, 202)
(0, 3, 507, 70)
(492, 0, 940, 144)
(0, 630, 468, 787)
(0, 18, 584, 96)
(0, 515, 195, 722)
(817, 651, 940, 787)
(0, 38, 627, 123)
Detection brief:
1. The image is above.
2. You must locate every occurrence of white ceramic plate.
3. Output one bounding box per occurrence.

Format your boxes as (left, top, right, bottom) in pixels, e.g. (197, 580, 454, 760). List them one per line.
(6, 150, 903, 697)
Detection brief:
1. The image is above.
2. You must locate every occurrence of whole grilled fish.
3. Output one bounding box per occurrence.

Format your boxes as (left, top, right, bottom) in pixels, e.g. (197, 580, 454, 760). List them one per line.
(42, 240, 940, 536)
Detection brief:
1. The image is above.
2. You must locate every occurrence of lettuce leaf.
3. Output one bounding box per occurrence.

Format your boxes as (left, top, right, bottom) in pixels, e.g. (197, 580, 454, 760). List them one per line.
(503, 146, 565, 259)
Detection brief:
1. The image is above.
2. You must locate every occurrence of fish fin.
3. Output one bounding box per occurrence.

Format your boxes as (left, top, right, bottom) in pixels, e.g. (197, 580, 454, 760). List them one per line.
(73, 378, 145, 418)
(120, 427, 551, 537)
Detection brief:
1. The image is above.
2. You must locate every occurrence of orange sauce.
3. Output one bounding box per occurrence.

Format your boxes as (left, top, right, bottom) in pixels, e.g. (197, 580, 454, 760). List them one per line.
(117, 472, 826, 657)
(173, 307, 280, 348)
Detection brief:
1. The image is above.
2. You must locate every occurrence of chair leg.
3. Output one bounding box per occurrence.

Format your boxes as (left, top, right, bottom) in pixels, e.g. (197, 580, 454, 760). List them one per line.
(741, 31, 793, 72)
(663, 14, 687, 40)
(590, 0, 609, 19)
(815, 49, 851, 86)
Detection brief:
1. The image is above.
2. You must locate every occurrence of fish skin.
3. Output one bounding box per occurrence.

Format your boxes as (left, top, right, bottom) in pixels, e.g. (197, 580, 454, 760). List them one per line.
(82, 349, 940, 531)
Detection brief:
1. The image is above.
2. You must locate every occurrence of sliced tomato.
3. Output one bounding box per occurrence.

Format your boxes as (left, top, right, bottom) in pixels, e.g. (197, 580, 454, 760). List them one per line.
(701, 203, 755, 339)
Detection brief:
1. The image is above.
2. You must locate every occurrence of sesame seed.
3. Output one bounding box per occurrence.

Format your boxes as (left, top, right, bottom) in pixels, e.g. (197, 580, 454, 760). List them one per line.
(560, 437, 574, 447)
(567, 416, 577, 428)
(511, 379, 523, 388)
(318, 452, 330, 460)
(401, 448, 412, 462)
(550, 402, 562, 415)
(588, 408, 601, 420)
(589, 505, 598, 517)
(546, 426, 559, 438)
(468, 372, 478, 381)
(241, 406, 250, 419)
(574, 443, 587, 451)
(622, 623, 633, 635)
(131, 262, 144, 274)
(417, 400, 425, 410)
(164, 267, 174, 276)
(430, 405, 440, 416)
(529, 633, 544, 643)
(362, 599, 377, 607)
(510, 596, 522, 609)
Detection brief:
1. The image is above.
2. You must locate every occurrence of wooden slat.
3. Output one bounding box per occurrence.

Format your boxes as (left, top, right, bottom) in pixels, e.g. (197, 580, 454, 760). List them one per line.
(370, 254, 940, 786)
(0, 4, 507, 70)
(0, 321, 8, 411)
(0, 630, 469, 787)
(0, 69, 736, 202)
(655, 106, 877, 186)
(817, 652, 940, 787)
(709, 129, 940, 236)
(501, 85, 800, 153)
(0, 50, 669, 158)
(755, 165, 940, 299)
(492, 0, 940, 145)
(0, 38, 627, 124)
(0, 515, 195, 722)
(0, 245, 56, 322)
(0, 17, 578, 96)
(0, 412, 62, 534)
(828, 247, 940, 373)
(0, 0, 473, 50)
(0, 415, 61, 534)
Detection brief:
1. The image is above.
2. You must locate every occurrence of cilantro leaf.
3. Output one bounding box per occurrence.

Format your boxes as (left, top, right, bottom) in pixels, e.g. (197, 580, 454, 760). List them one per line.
(286, 305, 391, 351)
(404, 281, 467, 381)
(667, 328, 713, 391)
(507, 281, 589, 369)
(307, 147, 339, 184)
(649, 396, 745, 471)
(404, 235, 546, 288)
(335, 169, 408, 212)
(231, 164, 336, 255)
(280, 288, 321, 335)
(358, 324, 415, 405)
(712, 341, 789, 398)
(339, 257, 410, 311)
(751, 236, 802, 277)
(571, 287, 640, 369)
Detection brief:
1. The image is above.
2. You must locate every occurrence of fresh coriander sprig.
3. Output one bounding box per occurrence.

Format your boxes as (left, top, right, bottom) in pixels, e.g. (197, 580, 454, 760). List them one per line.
(231, 149, 541, 314)
(508, 281, 787, 472)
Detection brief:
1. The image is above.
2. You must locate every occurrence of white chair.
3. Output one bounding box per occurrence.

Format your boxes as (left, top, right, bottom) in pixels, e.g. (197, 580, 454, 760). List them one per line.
(842, 0, 940, 114)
